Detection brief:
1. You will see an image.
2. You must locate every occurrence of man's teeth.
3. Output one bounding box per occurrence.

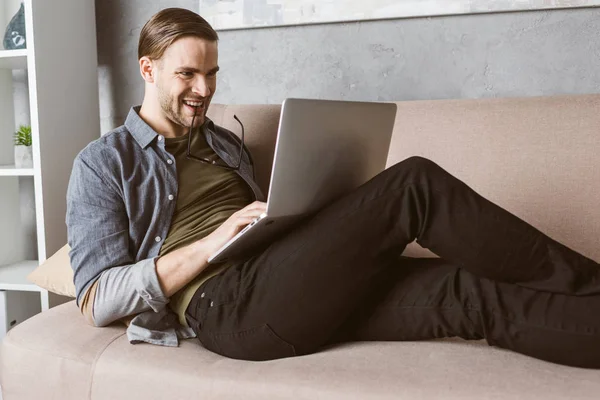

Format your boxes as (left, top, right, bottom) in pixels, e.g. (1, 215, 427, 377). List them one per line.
(184, 100, 204, 107)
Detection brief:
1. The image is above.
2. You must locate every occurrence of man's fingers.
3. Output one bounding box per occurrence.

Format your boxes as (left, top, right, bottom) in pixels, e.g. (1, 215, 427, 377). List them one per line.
(231, 201, 266, 218)
(237, 210, 264, 221)
(247, 201, 267, 209)
(234, 216, 259, 229)
(239, 205, 266, 214)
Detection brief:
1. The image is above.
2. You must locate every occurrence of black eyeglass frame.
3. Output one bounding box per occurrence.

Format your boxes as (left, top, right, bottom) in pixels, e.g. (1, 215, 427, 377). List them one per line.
(186, 111, 245, 171)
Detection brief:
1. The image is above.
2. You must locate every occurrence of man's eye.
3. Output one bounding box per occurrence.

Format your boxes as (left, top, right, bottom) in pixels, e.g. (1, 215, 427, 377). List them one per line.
(179, 72, 193, 77)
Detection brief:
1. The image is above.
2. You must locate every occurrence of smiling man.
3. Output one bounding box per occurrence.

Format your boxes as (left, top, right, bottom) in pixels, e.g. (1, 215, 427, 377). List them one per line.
(67, 8, 266, 345)
(66, 8, 600, 368)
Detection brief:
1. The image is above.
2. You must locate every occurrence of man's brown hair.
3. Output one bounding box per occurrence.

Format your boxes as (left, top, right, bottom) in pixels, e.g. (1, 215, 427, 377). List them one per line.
(138, 8, 219, 61)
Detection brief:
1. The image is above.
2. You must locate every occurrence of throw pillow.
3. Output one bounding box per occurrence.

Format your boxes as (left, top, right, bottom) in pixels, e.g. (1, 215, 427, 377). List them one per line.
(27, 244, 76, 297)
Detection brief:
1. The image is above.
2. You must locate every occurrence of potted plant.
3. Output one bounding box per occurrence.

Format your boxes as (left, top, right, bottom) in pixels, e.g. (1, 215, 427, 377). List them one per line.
(13, 124, 32, 168)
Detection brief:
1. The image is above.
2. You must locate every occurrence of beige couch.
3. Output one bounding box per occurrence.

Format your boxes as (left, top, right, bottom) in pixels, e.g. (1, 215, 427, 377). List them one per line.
(2, 94, 600, 399)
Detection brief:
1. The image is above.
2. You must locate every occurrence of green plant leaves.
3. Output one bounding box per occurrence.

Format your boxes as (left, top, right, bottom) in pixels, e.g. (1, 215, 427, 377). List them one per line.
(14, 125, 32, 146)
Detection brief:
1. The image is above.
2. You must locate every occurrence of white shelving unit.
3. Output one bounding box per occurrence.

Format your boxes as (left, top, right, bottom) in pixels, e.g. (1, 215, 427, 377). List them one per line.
(0, 166, 34, 176)
(0, 0, 99, 331)
(0, 260, 39, 292)
(0, 48, 26, 68)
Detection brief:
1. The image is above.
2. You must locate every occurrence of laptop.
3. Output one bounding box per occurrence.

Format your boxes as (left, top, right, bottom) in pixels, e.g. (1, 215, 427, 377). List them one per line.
(208, 98, 398, 264)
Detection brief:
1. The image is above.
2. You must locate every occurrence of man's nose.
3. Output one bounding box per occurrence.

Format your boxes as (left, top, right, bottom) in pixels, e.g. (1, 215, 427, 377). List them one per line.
(192, 77, 211, 97)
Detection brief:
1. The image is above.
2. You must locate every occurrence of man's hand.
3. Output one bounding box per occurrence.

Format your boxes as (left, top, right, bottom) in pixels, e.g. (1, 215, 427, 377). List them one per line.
(200, 201, 267, 256)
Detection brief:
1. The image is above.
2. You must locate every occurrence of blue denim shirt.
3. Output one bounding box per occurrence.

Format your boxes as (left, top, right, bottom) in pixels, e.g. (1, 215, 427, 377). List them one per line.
(66, 106, 264, 345)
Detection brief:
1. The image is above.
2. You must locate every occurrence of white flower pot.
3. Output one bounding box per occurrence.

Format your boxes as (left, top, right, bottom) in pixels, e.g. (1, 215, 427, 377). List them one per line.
(14, 145, 33, 168)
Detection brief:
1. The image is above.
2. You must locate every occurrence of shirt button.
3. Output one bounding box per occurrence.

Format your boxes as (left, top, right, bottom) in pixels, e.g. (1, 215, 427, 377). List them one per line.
(167, 159, 173, 165)
(200, 292, 205, 298)
(157, 136, 163, 141)
(168, 194, 174, 201)
(155, 236, 161, 242)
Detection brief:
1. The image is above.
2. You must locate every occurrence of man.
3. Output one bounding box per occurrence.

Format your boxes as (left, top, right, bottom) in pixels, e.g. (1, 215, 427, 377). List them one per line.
(67, 8, 600, 367)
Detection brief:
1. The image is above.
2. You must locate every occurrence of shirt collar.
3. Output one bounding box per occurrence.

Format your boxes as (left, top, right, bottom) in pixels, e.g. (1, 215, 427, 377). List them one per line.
(125, 106, 159, 149)
(125, 106, 217, 150)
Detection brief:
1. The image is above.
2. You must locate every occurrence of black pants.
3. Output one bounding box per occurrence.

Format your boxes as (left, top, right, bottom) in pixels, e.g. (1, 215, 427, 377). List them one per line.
(185, 156, 600, 368)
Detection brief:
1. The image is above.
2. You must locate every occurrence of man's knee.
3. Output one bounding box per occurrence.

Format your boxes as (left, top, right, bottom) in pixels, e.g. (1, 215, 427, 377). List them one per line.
(388, 156, 440, 177)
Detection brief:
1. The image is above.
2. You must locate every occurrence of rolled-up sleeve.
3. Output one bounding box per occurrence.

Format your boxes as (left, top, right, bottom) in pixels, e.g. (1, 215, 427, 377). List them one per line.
(66, 152, 167, 323)
(92, 257, 169, 327)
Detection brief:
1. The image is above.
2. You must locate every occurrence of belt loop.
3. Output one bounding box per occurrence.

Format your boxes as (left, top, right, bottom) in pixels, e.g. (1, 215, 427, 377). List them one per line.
(185, 288, 206, 330)
(186, 274, 220, 331)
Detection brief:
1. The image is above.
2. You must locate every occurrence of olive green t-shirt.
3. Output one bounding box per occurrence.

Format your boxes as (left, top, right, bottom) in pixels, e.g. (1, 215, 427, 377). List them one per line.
(160, 129, 254, 326)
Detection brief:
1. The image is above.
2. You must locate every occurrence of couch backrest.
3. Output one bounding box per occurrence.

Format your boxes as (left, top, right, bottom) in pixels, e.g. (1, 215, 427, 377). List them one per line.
(207, 94, 600, 262)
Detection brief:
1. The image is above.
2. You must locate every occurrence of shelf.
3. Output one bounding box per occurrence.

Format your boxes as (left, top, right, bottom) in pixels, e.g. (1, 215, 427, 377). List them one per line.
(0, 165, 35, 176)
(0, 49, 27, 69)
(0, 260, 42, 292)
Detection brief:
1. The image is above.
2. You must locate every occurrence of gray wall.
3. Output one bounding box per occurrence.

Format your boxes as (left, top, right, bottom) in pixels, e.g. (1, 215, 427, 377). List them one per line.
(96, 0, 600, 132)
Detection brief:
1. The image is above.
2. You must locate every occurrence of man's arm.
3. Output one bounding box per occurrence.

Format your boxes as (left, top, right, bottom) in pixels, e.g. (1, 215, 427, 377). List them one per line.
(88, 242, 210, 327)
(155, 241, 211, 296)
(67, 153, 210, 326)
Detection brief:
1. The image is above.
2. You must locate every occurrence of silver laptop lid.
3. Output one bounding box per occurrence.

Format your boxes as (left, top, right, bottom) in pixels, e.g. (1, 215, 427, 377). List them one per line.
(266, 98, 397, 218)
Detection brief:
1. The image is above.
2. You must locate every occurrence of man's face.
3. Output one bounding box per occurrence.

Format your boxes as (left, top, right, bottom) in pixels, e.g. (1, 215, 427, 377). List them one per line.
(154, 36, 219, 129)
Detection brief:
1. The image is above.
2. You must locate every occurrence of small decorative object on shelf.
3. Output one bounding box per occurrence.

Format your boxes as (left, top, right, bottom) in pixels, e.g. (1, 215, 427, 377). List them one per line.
(3, 2, 26, 50)
(13, 124, 32, 168)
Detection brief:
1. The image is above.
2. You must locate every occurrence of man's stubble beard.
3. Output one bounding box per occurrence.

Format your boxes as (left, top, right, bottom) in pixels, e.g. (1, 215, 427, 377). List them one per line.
(157, 85, 189, 129)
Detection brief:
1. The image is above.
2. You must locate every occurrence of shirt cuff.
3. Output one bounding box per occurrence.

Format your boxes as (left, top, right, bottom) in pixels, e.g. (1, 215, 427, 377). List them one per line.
(135, 257, 169, 312)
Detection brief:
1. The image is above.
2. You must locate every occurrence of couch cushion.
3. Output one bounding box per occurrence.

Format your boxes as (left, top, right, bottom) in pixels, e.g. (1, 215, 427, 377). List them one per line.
(3, 301, 600, 399)
(0, 301, 124, 399)
(92, 335, 600, 400)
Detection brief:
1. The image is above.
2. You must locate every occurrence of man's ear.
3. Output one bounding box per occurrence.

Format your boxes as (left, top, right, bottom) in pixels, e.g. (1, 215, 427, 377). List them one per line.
(139, 56, 156, 83)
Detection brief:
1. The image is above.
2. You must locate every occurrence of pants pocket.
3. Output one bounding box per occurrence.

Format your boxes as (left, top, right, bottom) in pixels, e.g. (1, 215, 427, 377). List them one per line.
(208, 323, 297, 361)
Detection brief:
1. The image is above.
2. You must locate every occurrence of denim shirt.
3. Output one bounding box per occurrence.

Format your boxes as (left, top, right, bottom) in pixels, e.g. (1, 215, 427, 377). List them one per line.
(66, 106, 264, 345)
